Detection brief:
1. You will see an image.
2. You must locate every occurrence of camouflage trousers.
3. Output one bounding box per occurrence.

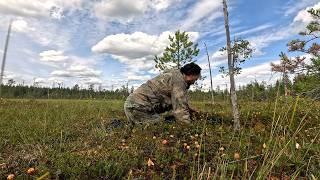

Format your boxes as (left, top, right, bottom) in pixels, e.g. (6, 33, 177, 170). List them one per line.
(124, 99, 161, 126)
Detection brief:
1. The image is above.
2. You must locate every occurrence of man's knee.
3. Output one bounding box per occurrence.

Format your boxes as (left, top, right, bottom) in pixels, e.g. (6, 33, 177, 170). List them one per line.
(125, 108, 160, 124)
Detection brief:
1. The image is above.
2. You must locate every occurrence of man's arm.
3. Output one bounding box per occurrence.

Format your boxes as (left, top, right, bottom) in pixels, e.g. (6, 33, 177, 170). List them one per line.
(171, 83, 191, 124)
(187, 104, 198, 113)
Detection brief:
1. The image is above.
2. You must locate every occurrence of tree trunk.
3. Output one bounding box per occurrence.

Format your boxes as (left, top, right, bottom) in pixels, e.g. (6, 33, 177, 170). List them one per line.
(283, 73, 288, 96)
(283, 63, 289, 97)
(251, 85, 254, 102)
(0, 20, 12, 97)
(177, 34, 180, 69)
(223, 0, 240, 131)
(204, 43, 214, 105)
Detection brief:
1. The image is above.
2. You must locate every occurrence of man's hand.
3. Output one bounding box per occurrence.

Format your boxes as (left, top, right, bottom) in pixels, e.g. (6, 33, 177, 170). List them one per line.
(188, 106, 200, 122)
(188, 106, 198, 113)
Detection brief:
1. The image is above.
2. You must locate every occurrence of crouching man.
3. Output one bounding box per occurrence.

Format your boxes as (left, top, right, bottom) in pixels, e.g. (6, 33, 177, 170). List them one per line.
(124, 62, 201, 127)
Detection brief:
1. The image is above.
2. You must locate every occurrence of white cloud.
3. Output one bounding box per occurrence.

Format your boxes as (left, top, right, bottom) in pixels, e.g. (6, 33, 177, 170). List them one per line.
(127, 74, 151, 81)
(113, 55, 155, 70)
(0, 1, 81, 49)
(51, 70, 72, 77)
(38, 52, 103, 84)
(181, 0, 223, 30)
(247, 2, 320, 57)
(3, 71, 19, 81)
(67, 64, 89, 72)
(284, 0, 319, 16)
(0, 17, 73, 49)
(0, 0, 83, 19)
(72, 68, 102, 77)
(94, 0, 147, 22)
(150, 0, 176, 11)
(51, 64, 101, 78)
(212, 50, 227, 64)
(34, 78, 46, 83)
(83, 77, 102, 85)
(40, 50, 68, 62)
(198, 49, 227, 72)
(248, 32, 288, 56)
(93, 0, 177, 22)
(50, 6, 64, 20)
(92, 31, 199, 56)
(92, 31, 199, 73)
(201, 61, 280, 91)
(48, 77, 64, 84)
(32, 21, 73, 48)
(293, 2, 320, 24)
(234, 23, 274, 37)
(0, 0, 53, 18)
(12, 18, 35, 32)
(2, 70, 39, 86)
(92, 31, 184, 57)
(119, 62, 154, 82)
(92, 32, 164, 58)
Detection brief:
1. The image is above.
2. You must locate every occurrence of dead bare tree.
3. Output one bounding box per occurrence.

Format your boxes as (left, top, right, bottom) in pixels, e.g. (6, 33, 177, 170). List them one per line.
(223, 0, 240, 131)
(0, 20, 12, 97)
(204, 43, 214, 105)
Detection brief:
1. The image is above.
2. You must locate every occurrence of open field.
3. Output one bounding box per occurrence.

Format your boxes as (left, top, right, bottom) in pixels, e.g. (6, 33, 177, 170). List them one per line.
(0, 98, 319, 179)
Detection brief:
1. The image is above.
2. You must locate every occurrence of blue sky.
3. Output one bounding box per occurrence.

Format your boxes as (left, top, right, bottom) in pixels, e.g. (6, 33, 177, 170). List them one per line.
(0, 0, 319, 90)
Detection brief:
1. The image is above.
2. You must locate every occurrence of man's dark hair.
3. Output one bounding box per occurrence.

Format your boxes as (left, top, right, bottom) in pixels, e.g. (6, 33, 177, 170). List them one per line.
(180, 62, 201, 76)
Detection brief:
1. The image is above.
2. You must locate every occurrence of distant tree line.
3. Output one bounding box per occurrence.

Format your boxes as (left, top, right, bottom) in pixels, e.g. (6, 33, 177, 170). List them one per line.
(0, 83, 131, 100)
(1, 77, 319, 101)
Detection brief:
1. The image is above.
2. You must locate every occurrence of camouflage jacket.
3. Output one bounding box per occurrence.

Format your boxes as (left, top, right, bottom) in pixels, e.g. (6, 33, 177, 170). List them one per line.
(126, 69, 191, 123)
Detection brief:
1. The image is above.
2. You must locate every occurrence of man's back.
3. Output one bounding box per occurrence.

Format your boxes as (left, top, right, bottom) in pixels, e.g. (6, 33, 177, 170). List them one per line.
(125, 69, 191, 123)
